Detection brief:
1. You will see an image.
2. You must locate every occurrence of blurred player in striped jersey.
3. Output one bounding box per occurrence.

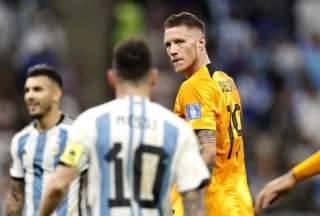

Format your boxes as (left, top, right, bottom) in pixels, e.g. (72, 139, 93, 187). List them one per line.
(255, 151, 320, 214)
(163, 12, 254, 215)
(5, 64, 87, 216)
(39, 37, 210, 216)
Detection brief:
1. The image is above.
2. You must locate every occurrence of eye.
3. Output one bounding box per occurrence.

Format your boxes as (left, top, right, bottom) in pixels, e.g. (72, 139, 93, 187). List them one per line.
(165, 42, 171, 48)
(24, 87, 29, 93)
(175, 39, 185, 44)
(33, 86, 43, 92)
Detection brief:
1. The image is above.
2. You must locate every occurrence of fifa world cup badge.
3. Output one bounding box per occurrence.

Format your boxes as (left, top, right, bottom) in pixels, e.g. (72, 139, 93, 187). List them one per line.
(186, 103, 201, 120)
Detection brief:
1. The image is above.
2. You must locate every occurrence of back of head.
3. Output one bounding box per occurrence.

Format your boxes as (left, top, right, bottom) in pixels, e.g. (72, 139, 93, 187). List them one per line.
(113, 37, 152, 83)
(163, 11, 205, 35)
(27, 64, 63, 89)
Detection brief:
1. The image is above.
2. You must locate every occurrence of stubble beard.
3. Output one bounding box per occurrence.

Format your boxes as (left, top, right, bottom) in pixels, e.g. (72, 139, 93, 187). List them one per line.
(30, 104, 52, 120)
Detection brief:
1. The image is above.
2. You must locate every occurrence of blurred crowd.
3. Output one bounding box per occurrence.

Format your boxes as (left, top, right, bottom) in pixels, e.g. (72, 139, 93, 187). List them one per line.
(1, 0, 320, 215)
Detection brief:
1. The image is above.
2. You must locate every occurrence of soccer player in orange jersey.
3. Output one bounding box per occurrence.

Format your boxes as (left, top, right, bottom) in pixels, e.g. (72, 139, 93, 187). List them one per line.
(255, 151, 320, 214)
(163, 12, 254, 216)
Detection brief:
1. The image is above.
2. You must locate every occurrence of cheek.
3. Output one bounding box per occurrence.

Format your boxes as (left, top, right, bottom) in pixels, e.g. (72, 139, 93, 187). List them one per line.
(166, 48, 170, 55)
(39, 94, 51, 105)
(184, 48, 196, 62)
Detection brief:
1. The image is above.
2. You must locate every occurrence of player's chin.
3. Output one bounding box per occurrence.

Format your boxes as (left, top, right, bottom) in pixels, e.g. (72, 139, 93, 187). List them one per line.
(175, 64, 189, 74)
(30, 112, 43, 119)
(174, 66, 186, 74)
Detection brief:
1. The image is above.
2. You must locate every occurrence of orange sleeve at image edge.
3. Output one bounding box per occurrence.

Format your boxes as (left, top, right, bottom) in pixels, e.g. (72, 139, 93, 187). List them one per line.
(292, 151, 320, 181)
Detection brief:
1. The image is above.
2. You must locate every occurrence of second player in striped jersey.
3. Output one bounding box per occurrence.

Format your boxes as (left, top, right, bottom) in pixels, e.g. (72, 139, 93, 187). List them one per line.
(5, 65, 87, 216)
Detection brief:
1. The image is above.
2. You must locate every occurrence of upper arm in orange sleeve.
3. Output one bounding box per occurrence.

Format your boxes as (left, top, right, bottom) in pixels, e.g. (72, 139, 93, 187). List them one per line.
(178, 82, 221, 130)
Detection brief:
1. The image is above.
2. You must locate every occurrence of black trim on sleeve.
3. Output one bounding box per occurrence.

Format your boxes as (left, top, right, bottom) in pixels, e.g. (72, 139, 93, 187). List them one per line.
(78, 169, 88, 216)
(58, 161, 71, 167)
(196, 178, 210, 190)
(11, 176, 25, 182)
(180, 178, 210, 194)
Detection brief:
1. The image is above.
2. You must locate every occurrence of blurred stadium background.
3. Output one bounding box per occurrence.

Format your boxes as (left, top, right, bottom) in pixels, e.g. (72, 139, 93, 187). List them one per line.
(1, 0, 320, 215)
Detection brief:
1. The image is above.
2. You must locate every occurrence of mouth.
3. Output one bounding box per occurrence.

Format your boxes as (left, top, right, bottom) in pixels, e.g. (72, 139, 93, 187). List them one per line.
(172, 59, 183, 64)
(27, 103, 39, 111)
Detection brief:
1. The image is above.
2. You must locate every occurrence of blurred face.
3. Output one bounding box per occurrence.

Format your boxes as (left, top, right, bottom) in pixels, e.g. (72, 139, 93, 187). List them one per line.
(24, 76, 59, 119)
(164, 25, 203, 75)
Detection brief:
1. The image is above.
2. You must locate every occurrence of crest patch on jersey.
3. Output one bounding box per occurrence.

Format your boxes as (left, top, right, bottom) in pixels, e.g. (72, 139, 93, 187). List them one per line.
(186, 103, 201, 120)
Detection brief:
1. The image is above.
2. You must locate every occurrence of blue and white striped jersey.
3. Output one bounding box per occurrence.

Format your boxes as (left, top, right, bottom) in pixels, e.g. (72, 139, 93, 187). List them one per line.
(61, 96, 209, 216)
(10, 115, 86, 216)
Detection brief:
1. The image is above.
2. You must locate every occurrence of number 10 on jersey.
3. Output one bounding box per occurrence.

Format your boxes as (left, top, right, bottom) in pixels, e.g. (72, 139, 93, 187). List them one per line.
(105, 142, 168, 208)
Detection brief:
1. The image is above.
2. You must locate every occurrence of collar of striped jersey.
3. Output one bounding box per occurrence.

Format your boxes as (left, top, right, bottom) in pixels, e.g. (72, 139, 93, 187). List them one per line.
(206, 63, 216, 77)
(56, 113, 65, 125)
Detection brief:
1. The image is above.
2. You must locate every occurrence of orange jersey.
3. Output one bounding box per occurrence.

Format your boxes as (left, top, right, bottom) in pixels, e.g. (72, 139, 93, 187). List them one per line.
(173, 63, 253, 216)
(293, 151, 320, 181)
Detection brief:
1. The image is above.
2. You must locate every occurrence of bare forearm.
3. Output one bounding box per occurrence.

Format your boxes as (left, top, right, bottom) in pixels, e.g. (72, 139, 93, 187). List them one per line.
(196, 129, 216, 171)
(5, 195, 24, 216)
(182, 189, 205, 216)
(5, 179, 25, 216)
(255, 171, 297, 213)
(40, 165, 78, 216)
(39, 188, 65, 216)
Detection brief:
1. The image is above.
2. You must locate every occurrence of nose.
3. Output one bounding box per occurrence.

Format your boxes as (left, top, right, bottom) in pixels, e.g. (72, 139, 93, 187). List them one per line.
(25, 90, 34, 102)
(169, 44, 178, 57)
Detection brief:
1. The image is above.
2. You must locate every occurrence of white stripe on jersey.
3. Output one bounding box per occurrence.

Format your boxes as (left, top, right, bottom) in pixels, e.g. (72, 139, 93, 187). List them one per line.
(10, 115, 86, 216)
(70, 96, 209, 216)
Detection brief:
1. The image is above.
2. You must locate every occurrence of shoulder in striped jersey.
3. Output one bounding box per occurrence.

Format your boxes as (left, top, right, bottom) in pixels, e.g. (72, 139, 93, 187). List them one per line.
(152, 101, 192, 131)
(61, 114, 75, 125)
(15, 121, 35, 136)
(10, 122, 34, 145)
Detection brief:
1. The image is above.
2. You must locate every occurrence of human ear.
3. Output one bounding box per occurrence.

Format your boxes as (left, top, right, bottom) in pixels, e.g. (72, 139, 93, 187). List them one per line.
(107, 69, 117, 88)
(149, 68, 158, 87)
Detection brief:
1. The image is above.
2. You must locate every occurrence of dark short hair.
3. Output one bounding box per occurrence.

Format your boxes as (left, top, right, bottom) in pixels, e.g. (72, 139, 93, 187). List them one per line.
(164, 11, 205, 34)
(113, 37, 152, 82)
(27, 64, 63, 89)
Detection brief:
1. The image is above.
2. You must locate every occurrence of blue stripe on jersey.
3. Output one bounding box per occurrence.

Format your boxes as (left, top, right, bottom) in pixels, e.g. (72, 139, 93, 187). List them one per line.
(88, 207, 92, 216)
(56, 196, 68, 216)
(54, 128, 68, 166)
(57, 196, 69, 216)
(127, 96, 134, 216)
(139, 97, 146, 144)
(18, 133, 30, 161)
(158, 122, 178, 215)
(56, 129, 69, 216)
(17, 133, 30, 214)
(33, 133, 47, 213)
(96, 113, 111, 216)
(127, 96, 134, 178)
(137, 97, 146, 216)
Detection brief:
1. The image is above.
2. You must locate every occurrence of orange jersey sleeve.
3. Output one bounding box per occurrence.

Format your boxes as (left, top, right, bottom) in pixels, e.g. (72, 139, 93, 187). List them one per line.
(173, 66, 222, 131)
(292, 151, 320, 181)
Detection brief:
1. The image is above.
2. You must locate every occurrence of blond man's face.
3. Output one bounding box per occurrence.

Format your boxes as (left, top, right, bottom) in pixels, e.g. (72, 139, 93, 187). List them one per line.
(164, 25, 203, 75)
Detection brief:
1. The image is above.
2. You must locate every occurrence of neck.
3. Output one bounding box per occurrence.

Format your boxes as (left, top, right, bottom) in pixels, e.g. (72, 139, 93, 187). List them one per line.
(185, 51, 211, 78)
(36, 108, 62, 132)
(115, 82, 151, 99)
